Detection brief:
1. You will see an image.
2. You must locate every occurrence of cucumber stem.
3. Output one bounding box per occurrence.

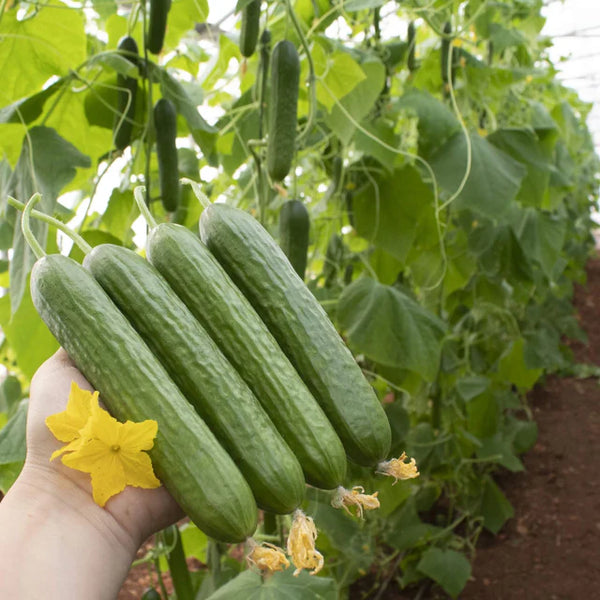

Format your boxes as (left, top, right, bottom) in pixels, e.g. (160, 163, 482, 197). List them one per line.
(8, 196, 93, 255)
(133, 185, 159, 229)
(180, 178, 212, 209)
(19, 194, 46, 260)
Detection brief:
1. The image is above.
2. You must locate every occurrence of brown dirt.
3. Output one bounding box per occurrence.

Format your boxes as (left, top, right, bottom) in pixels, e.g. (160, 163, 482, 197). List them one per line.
(120, 258, 600, 599)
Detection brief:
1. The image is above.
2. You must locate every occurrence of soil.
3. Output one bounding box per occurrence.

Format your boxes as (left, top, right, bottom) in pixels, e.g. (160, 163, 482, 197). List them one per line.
(119, 258, 600, 599)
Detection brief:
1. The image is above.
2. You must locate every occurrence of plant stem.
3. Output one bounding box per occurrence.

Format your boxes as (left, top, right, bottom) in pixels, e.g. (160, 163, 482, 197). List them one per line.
(20, 194, 46, 260)
(180, 178, 212, 209)
(133, 185, 158, 228)
(8, 197, 93, 255)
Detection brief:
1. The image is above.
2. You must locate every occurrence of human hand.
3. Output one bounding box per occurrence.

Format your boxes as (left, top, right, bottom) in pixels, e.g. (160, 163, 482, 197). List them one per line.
(0, 349, 183, 599)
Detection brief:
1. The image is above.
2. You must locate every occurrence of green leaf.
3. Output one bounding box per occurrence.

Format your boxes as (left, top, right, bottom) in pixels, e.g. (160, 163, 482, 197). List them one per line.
(497, 337, 542, 390)
(0, 400, 27, 465)
(0, 375, 22, 414)
(97, 188, 139, 243)
(344, 0, 387, 10)
(352, 165, 436, 262)
(69, 230, 124, 263)
(325, 59, 386, 145)
(383, 498, 443, 551)
(313, 45, 367, 112)
(417, 548, 471, 598)
(0, 78, 66, 125)
(456, 376, 490, 401)
(337, 277, 445, 380)
(396, 89, 460, 157)
(166, 0, 209, 50)
(487, 128, 553, 207)
(9, 126, 91, 312)
(0, 2, 86, 107)
(480, 477, 514, 534)
(206, 568, 337, 599)
(0, 461, 23, 494)
(0, 284, 59, 381)
(430, 132, 527, 218)
(477, 433, 524, 472)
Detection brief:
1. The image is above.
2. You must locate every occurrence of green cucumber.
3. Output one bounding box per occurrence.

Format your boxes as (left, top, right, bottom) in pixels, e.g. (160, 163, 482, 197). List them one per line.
(407, 21, 417, 72)
(154, 98, 180, 213)
(30, 254, 257, 543)
(146, 0, 170, 55)
(146, 223, 347, 490)
(239, 0, 260, 58)
(114, 36, 139, 151)
(266, 40, 300, 182)
(84, 244, 305, 514)
(200, 205, 391, 466)
(279, 200, 309, 280)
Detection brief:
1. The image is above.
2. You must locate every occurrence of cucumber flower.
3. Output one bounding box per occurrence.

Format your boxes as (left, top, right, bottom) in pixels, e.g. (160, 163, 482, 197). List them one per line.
(331, 486, 380, 519)
(45, 381, 98, 460)
(286, 510, 324, 576)
(47, 381, 160, 507)
(246, 540, 290, 575)
(376, 452, 420, 484)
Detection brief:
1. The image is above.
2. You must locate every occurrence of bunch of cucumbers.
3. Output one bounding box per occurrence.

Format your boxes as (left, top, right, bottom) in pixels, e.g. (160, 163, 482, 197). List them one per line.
(25, 190, 392, 544)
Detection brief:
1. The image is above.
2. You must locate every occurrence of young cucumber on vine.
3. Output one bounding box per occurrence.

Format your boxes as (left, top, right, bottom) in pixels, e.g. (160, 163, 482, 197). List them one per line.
(266, 40, 300, 183)
(153, 98, 180, 213)
(15, 195, 258, 544)
(135, 184, 348, 491)
(279, 199, 310, 281)
(239, 0, 261, 58)
(196, 191, 392, 467)
(113, 36, 139, 151)
(146, 0, 170, 54)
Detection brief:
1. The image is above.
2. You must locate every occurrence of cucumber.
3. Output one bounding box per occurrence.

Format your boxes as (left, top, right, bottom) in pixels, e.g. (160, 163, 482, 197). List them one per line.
(146, 223, 347, 490)
(407, 21, 417, 72)
(84, 244, 305, 514)
(279, 200, 309, 280)
(266, 40, 300, 182)
(154, 98, 180, 213)
(30, 254, 257, 543)
(239, 0, 260, 58)
(146, 0, 170, 54)
(200, 205, 392, 466)
(114, 36, 139, 151)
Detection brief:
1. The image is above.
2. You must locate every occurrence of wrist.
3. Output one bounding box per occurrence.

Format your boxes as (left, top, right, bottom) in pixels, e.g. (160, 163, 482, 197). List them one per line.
(0, 465, 140, 599)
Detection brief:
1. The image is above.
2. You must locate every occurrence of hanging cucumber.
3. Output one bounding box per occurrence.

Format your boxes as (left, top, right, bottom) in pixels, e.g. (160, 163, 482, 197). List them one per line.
(200, 204, 392, 466)
(239, 0, 261, 58)
(84, 243, 306, 514)
(279, 200, 309, 280)
(407, 21, 417, 72)
(146, 0, 170, 54)
(153, 98, 180, 213)
(114, 36, 139, 151)
(266, 40, 300, 182)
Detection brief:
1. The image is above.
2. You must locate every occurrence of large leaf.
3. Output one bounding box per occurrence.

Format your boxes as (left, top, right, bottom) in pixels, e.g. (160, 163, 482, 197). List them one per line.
(324, 58, 386, 145)
(0, 400, 27, 465)
(0, 78, 66, 125)
(313, 44, 367, 113)
(337, 277, 445, 380)
(396, 89, 460, 157)
(0, 1, 86, 107)
(430, 132, 527, 218)
(8, 127, 90, 312)
(417, 548, 471, 598)
(480, 476, 514, 534)
(352, 165, 437, 262)
(206, 568, 337, 599)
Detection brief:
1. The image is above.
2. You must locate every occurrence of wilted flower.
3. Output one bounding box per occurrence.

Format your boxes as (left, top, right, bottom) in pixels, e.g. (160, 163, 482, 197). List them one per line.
(376, 452, 420, 484)
(331, 486, 380, 519)
(286, 510, 324, 576)
(246, 540, 290, 575)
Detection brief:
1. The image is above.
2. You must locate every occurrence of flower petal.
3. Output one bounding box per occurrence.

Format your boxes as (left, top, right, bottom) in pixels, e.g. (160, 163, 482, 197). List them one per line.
(119, 419, 158, 453)
(119, 450, 161, 489)
(45, 382, 97, 443)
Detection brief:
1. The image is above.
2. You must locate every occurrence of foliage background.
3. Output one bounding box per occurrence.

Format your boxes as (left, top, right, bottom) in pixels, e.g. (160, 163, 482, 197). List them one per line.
(0, 0, 598, 597)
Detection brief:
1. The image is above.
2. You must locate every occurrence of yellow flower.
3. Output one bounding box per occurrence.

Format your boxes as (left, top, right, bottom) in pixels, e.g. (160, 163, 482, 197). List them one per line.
(286, 510, 324, 577)
(60, 401, 160, 506)
(331, 486, 380, 519)
(46, 382, 98, 460)
(377, 452, 420, 484)
(246, 540, 290, 575)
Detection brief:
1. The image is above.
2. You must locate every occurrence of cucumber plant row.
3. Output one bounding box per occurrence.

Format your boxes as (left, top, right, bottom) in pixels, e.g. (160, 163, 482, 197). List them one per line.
(24, 187, 391, 543)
